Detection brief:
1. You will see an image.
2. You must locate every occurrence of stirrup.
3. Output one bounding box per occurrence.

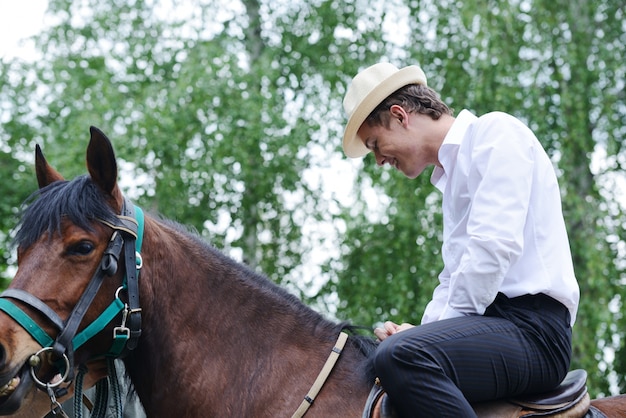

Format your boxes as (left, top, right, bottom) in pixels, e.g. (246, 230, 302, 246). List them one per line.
(363, 382, 399, 418)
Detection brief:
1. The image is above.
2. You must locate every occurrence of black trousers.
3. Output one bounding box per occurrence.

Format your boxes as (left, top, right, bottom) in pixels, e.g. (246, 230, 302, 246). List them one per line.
(373, 293, 572, 418)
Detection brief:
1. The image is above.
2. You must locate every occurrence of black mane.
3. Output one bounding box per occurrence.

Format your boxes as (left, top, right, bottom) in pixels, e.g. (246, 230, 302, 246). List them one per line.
(13, 176, 118, 249)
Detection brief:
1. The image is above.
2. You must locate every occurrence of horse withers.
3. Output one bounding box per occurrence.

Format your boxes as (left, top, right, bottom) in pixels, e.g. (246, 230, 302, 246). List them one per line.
(0, 127, 624, 418)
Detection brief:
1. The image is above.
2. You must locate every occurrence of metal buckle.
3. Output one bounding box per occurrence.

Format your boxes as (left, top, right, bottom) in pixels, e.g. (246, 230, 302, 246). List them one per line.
(29, 347, 71, 388)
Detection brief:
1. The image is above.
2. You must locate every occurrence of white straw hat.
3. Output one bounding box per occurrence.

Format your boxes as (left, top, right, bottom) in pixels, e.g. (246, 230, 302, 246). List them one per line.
(342, 63, 427, 158)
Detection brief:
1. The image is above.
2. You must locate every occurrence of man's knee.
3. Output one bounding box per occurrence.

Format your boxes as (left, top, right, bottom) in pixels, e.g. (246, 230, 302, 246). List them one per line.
(373, 334, 434, 381)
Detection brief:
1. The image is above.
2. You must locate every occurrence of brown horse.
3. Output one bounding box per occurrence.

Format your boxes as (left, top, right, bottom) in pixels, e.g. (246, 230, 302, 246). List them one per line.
(0, 127, 625, 417)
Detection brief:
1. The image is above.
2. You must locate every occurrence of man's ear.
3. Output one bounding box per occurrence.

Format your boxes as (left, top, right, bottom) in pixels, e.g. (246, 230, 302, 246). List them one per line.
(389, 104, 408, 126)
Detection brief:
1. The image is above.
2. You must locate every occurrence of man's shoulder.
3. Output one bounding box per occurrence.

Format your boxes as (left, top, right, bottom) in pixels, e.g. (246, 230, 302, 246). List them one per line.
(475, 111, 524, 126)
(471, 111, 535, 142)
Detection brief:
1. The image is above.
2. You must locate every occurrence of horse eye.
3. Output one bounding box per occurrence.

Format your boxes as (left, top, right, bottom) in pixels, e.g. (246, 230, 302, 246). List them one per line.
(67, 241, 95, 256)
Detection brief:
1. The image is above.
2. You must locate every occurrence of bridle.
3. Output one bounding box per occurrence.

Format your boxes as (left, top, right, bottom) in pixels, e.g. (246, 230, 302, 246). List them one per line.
(0, 197, 144, 397)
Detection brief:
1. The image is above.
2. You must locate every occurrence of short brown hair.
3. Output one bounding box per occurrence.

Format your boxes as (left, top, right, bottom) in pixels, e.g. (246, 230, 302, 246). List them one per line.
(365, 84, 453, 129)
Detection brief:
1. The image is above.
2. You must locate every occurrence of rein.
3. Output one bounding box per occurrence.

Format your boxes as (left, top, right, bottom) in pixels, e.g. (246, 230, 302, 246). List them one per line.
(0, 197, 144, 396)
(291, 331, 349, 418)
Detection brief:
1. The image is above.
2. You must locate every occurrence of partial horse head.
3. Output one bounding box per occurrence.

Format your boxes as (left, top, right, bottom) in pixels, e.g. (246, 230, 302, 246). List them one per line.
(0, 127, 135, 414)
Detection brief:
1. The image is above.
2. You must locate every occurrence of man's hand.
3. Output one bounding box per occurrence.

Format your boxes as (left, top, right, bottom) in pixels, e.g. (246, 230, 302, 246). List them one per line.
(374, 321, 415, 341)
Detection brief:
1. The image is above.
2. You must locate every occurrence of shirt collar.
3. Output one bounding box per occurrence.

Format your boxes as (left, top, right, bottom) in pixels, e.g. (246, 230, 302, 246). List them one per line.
(431, 109, 478, 191)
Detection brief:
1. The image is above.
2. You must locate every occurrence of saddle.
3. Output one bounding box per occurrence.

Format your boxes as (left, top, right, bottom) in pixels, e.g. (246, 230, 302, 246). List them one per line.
(363, 369, 600, 418)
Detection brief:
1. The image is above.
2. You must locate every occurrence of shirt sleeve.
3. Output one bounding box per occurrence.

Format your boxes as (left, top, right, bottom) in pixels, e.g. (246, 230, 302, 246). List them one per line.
(421, 278, 450, 323)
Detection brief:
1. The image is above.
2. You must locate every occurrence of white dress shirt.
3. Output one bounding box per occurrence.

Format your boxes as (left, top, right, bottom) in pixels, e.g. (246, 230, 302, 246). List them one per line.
(422, 110, 579, 326)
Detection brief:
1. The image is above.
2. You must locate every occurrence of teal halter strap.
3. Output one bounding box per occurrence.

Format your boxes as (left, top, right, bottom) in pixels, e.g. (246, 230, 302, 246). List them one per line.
(0, 300, 54, 347)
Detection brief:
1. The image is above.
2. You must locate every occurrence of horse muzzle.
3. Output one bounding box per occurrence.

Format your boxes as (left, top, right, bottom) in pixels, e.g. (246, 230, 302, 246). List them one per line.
(0, 361, 35, 415)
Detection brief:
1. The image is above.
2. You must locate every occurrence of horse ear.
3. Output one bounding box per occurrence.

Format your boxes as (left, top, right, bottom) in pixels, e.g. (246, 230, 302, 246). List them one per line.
(86, 126, 123, 210)
(35, 144, 64, 188)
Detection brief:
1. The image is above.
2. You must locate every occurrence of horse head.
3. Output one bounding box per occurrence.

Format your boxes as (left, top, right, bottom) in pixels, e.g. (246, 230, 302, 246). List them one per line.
(0, 127, 140, 414)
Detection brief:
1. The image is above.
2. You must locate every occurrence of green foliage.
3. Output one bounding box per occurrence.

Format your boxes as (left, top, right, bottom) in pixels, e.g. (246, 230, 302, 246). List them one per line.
(0, 0, 388, 293)
(0, 150, 36, 286)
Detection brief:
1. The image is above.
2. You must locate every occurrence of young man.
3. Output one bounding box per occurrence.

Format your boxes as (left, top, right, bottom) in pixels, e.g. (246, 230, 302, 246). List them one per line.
(342, 62, 579, 417)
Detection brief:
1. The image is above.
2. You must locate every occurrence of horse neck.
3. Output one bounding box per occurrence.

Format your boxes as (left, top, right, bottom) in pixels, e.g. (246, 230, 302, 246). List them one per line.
(125, 218, 372, 417)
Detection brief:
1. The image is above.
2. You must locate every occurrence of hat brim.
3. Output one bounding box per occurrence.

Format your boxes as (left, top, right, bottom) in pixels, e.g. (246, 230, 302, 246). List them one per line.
(342, 66, 427, 158)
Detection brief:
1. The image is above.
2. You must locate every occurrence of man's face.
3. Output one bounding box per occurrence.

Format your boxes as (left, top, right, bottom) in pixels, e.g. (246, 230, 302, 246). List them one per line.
(357, 109, 438, 179)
